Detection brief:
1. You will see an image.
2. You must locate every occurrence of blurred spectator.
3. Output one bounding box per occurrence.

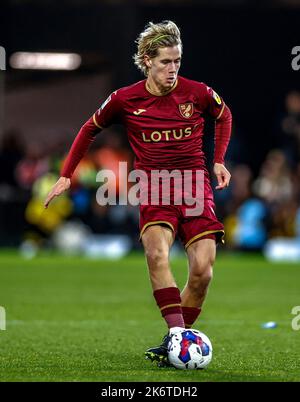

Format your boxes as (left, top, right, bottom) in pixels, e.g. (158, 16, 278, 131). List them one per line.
(215, 164, 251, 208)
(269, 200, 298, 238)
(293, 162, 300, 203)
(2, 90, 300, 253)
(92, 131, 133, 198)
(15, 142, 49, 190)
(234, 198, 268, 250)
(296, 206, 300, 238)
(222, 164, 268, 250)
(252, 149, 297, 241)
(0, 129, 24, 187)
(25, 172, 73, 234)
(253, 149, 293, 204)
(281, 90, 300, 165)
(0, 130, 28, 246)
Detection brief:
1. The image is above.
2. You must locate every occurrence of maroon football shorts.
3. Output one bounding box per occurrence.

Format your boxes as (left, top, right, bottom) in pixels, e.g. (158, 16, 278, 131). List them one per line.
(139, 198, 224, 249)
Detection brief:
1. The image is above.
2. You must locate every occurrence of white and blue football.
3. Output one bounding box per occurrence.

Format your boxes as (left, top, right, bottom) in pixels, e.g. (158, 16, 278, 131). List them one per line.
(168, 329, 213, 370)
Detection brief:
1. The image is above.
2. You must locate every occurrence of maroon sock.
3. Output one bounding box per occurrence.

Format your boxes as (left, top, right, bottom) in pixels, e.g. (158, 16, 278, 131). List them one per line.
(153, 287, 185, 329)
(182, 306, 202, 328)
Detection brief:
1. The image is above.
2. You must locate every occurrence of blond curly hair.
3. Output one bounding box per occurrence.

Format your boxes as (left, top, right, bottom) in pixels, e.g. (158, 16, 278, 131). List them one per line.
(133, 20, 182, 76)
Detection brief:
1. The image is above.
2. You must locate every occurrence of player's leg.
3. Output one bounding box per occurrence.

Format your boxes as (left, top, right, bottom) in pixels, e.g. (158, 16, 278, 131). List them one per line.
(142, 225, 175, 290)
(181, 238, 216, 328)
(142, 225, 184, 363)
(178, 195, 223, 329)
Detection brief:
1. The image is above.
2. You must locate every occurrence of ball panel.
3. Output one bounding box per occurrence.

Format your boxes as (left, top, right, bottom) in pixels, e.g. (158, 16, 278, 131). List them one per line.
(167, 329, 213, 370)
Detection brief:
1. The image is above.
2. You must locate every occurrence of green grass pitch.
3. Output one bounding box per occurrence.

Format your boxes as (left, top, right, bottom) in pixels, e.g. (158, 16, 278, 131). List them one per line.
(0, 251, 299, 382)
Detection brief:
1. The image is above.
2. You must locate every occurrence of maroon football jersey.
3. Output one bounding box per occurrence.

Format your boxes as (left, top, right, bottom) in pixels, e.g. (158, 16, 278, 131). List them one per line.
(93, 76, 225, 172)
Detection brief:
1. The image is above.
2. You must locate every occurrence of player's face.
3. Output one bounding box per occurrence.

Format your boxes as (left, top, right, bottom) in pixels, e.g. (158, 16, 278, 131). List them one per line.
(147, 45, 182, 91)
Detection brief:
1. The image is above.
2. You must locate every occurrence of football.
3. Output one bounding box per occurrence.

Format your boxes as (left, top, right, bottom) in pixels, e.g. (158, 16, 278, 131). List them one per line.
(168, 329, 213, 370)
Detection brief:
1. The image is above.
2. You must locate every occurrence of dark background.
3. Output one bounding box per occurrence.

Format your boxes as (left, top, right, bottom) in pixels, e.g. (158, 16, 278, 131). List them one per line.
(2, 1, 299, 170)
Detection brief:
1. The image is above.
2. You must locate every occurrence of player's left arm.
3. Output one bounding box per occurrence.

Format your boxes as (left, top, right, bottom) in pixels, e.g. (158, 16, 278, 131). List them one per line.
(214, 102, 232, 190)
(205, 86, 232, 190)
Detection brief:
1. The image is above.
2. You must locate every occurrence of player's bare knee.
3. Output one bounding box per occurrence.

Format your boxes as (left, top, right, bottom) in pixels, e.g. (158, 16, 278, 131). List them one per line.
(189, 266, 213, 291)
(189, 251, 215, 272)
(145, 247, 169, 268)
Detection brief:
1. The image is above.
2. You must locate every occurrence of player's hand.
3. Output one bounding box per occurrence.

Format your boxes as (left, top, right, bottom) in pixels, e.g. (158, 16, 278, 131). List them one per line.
(44, 177, 71, 208)
(213, 163, 231, 190)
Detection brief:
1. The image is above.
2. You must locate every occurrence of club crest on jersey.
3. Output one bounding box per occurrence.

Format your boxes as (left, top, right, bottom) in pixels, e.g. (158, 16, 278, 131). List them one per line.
(179, 103, 194, 118)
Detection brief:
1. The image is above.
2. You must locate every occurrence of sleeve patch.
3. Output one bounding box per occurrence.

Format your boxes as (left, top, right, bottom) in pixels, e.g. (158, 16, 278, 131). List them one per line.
(99, 90, 117, 112)
(100, 94, 112, 110)
(212, 90, 222, 106)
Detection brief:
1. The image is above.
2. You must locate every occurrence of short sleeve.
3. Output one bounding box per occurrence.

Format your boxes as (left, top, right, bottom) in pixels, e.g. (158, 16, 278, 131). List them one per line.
(93, 90, 122, 129)
(204, 85, 225, 120)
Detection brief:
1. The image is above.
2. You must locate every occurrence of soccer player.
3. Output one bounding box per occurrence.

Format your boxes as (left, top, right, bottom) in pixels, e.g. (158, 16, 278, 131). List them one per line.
(44, 20, 232, 366)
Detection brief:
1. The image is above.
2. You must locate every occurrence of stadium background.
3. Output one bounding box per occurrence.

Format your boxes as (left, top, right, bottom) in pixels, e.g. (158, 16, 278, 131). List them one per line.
(0, 0, 300, 382)
(1, 0, 300, 255)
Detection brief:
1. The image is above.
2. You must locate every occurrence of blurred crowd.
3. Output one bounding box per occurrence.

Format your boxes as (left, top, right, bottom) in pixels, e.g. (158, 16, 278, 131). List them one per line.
(1, 89, 300, 253)
(216, 90, 300, 250)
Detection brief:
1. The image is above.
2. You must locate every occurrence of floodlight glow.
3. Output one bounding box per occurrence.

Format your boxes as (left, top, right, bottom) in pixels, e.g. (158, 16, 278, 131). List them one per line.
(9, 52, 81, 70)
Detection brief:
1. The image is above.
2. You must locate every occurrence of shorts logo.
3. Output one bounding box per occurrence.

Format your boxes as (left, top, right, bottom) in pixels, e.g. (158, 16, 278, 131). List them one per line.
(179, 103, 194, 118)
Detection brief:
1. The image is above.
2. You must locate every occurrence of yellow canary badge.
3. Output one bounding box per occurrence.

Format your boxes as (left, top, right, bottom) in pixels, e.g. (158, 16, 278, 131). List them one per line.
(179, 103, 194, 118)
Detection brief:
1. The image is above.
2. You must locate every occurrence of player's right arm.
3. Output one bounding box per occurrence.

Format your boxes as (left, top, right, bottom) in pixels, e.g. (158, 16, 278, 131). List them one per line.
(44, 116, 102, 208)
(44, 176, 71, 208)
(44, 90, 121, 208)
